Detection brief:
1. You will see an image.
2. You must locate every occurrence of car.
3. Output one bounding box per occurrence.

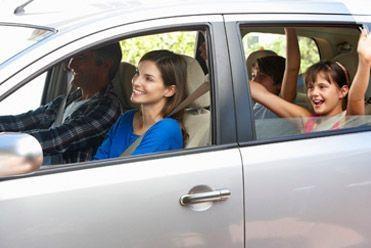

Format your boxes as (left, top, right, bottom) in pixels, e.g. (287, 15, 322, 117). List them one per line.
(1, 0, 371, 247)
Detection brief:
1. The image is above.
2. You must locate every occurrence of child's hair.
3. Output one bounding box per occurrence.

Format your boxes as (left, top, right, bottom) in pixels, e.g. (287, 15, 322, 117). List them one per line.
(305, 60, 350, 110)
(139, 50, 188, 144)
(305, 60, 350, 88)
(256, 55, 286, 86)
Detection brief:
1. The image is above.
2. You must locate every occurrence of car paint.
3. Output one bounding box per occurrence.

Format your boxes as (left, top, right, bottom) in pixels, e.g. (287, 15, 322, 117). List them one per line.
(241, 131, 371, 246)
(0, 149, 244, 247)
(0, 0, 371, 247)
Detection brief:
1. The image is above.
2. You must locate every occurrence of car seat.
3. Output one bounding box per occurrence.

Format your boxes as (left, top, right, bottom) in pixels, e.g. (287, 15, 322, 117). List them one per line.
(111, 61, 137, 112)
(182, 55, 211, 148)
(246, 49, 277, 79)
(333, 51, 371, 114)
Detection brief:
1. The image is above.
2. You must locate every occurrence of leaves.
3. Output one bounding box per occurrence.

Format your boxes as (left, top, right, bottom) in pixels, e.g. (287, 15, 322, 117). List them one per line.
(243, 32, 320, 73)
(120, 31, 197, 65)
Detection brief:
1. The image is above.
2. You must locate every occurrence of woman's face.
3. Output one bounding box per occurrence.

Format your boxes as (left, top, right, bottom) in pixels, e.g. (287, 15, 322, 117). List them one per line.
(306, 72, 348, 116)
(130, 60, 175, 107)
(251, 63, 279, 95)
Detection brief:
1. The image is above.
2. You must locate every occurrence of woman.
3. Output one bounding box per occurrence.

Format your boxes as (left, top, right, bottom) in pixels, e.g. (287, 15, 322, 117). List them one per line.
(94, 50, 187, 159)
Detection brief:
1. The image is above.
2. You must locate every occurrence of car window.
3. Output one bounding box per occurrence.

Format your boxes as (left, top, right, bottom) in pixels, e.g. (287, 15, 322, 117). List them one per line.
(0, 24, 54, 65)
(22, 28, 212, 168)
(242, 32, 320, 74)
(0, 72, 46, 115)
(240, 26, 371, 140)
(113, 29, 212, 150)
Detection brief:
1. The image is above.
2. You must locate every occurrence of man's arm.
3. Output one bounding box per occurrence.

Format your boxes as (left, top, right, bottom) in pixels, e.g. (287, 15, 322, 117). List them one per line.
(27, 97, 120, 155)
(0, 97, 63, 132)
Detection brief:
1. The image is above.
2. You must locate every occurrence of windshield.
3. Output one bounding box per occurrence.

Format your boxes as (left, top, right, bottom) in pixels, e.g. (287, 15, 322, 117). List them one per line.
(0, 24, 53, 65)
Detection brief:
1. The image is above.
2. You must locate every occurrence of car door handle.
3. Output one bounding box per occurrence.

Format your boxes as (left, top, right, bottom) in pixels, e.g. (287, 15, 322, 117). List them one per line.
(180, 189, 231, 206)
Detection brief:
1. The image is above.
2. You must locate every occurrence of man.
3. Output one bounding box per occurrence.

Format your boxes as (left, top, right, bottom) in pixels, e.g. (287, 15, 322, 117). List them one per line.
(0, 43, 122, 164)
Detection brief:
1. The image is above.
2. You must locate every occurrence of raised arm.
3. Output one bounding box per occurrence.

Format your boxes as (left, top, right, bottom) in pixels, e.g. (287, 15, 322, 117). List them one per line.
(280, 27, 301, 102)
(347, 29, 371, 115)
(250, 80, 311, 118)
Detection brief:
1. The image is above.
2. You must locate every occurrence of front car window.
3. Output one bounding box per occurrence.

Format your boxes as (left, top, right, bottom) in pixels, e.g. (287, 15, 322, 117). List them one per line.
(0, 24, 54, 65)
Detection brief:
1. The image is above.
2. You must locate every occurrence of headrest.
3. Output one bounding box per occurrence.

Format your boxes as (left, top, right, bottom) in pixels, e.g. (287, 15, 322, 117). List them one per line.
(182, 55, 210, 108)
(111, 61, 137, 111)
(246, 49, 277, 78)
(333, 51, 371, 98)
(333, 51, 358, 81)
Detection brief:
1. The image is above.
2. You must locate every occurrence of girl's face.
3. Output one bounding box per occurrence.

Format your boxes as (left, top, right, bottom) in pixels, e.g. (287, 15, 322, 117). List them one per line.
(306, 72, 348, 116)
(130, 60, 175, 107)
(251, 63, 279, 95)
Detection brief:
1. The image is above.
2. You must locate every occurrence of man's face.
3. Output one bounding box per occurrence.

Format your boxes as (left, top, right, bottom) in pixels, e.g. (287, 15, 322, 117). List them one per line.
(68, 51, 102, 88)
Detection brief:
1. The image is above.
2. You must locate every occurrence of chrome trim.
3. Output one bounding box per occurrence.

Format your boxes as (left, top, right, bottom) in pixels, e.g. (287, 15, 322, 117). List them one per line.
(180, 189, 231, 206)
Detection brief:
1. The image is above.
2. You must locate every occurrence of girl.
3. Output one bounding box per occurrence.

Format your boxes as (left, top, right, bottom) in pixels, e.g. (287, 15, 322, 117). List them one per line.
(94, 50, 187, 159)
(250, 29, 371, 132)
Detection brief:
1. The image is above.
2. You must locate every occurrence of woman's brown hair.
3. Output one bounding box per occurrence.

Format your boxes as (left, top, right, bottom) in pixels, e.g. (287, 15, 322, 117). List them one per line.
(139, 50, 188, 144)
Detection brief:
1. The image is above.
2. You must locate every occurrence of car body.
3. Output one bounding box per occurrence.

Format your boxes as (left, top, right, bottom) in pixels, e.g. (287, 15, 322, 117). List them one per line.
(1, 0, 371, 247)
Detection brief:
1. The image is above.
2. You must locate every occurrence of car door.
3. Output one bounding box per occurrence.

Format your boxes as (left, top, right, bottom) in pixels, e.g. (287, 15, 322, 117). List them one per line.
(226, 12, 371, 247)
(0, 16, 244, 247)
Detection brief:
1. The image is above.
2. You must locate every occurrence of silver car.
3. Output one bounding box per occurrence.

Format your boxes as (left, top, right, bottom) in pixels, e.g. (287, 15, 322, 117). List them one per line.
(1, 0, 371, 247)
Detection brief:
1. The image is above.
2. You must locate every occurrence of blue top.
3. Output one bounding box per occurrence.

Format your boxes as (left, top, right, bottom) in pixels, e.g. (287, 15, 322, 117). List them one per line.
(94, 110, 183, 159)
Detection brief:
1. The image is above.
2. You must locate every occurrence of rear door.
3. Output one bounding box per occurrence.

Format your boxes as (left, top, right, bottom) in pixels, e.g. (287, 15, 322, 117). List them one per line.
(226, 12, 371, 247)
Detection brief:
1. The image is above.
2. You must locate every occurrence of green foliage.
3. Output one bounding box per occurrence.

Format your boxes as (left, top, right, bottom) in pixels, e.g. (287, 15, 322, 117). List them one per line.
(120, 31, 197, 65)
(119, 30, 320, 74)
(298, 37, 320, 73)
(243, 32, 320, 73)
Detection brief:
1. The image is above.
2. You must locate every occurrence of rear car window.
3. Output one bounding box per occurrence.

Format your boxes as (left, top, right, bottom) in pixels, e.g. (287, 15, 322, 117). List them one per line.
(242, 32, 320, 74)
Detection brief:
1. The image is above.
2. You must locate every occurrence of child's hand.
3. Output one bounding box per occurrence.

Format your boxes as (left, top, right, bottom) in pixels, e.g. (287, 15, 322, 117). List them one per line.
(284, 27, 296, 34)
(357, 29, 371, 66)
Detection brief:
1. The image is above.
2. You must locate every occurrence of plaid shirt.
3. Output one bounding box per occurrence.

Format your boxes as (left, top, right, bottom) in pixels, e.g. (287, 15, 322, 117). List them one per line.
(0, 84, 121, 164)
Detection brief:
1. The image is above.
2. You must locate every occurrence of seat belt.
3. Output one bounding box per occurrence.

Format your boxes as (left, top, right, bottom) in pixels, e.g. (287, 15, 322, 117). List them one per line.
(120, 135, 144, 157)
(170, 80, 210, 116)
(51, 71, 73, 127)
(120, 80, 210, 156)
(45, 70, 73, 165)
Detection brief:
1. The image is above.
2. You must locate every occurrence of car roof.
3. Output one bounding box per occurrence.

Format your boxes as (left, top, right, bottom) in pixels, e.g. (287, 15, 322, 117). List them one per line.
(1, 0, 370, 31)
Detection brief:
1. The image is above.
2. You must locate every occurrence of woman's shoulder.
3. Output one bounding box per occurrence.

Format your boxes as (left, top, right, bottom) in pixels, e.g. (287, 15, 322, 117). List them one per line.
(149, 117, 181, 135)
(157, 117, 181, 128)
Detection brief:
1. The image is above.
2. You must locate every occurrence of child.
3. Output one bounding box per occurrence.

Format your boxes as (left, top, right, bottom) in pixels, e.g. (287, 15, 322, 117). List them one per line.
(250, 29, 371, 132)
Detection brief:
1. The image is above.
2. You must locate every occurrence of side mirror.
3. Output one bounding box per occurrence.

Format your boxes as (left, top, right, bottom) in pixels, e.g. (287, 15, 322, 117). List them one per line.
(0, 132, 43, 176)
